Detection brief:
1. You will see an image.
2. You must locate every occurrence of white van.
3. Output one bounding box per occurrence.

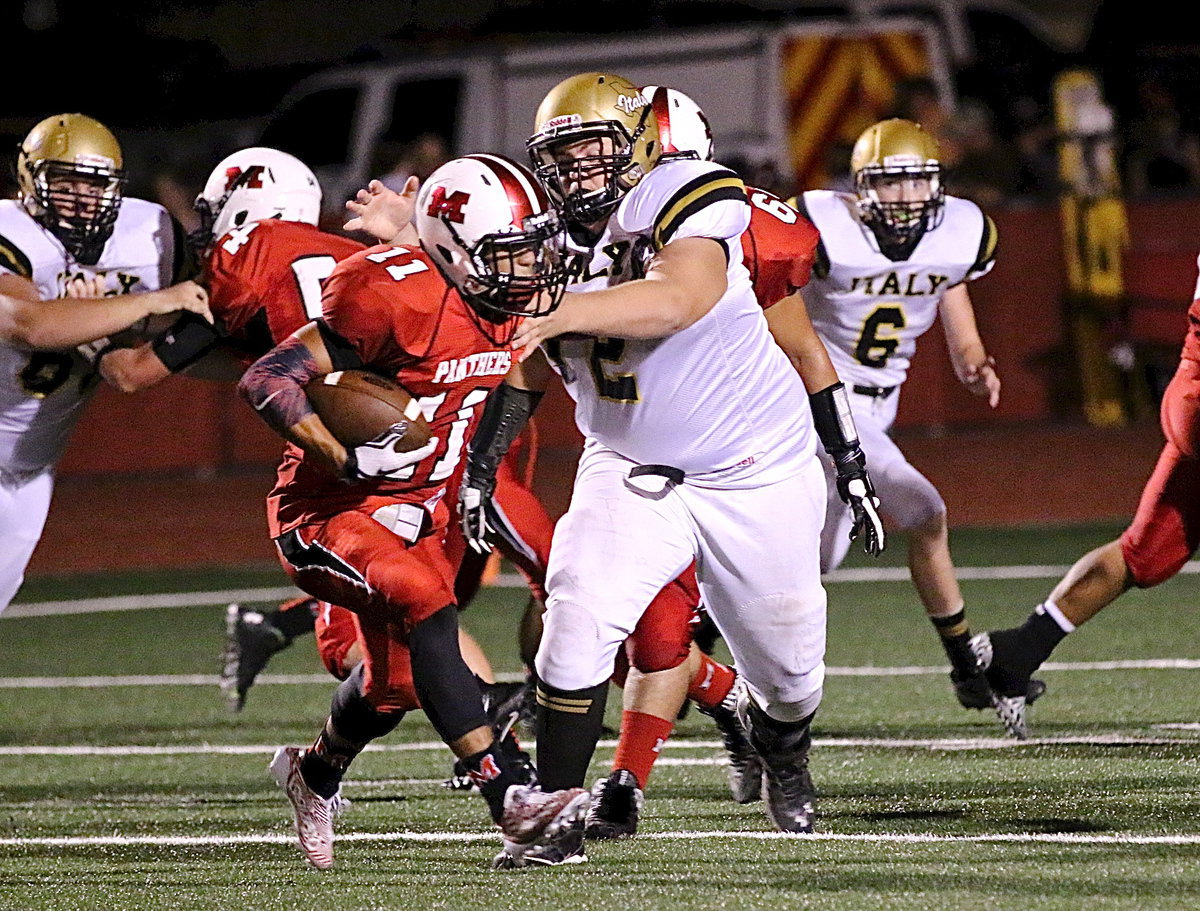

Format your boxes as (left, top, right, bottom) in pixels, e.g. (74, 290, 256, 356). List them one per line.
(258, 18, 957, 218)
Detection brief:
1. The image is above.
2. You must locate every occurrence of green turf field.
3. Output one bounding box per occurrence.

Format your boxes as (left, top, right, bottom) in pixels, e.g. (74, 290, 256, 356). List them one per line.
(3, 522, 1199, 910)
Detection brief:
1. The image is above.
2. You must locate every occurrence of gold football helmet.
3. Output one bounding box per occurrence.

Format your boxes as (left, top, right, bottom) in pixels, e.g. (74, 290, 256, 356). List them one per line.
(16, 113, 127, 264)
(527, 72, 661, 225)
(851, 118, 944, 254)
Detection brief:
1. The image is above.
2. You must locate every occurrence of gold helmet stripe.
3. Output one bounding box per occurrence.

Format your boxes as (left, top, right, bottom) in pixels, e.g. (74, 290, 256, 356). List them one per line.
(972, 214, 999, 274)
(653, 170, 745, 249)
(0, 233, 34, 280)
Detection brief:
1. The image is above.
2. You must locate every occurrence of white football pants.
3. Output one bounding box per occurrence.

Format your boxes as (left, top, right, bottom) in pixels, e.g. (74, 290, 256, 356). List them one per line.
(536, 440, 828, 721)
(0, 470, 53, 614)
(819, 387, 945, 573)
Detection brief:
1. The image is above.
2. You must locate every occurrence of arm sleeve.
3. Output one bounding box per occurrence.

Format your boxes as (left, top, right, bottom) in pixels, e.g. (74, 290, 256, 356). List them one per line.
(150, 311, 225, 372)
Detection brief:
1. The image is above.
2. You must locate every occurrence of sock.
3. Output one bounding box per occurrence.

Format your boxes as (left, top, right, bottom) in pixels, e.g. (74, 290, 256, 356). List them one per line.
(301, 719, 363, 799)
(461, 742, 526, 823)
(989, 602, 1070, 689)
(272, 597, 319, 640)
(534, 678, 609, 791)
(687, 654, 736, 710)
(931, 607, 977, 677)
(611, 711, 674, 787)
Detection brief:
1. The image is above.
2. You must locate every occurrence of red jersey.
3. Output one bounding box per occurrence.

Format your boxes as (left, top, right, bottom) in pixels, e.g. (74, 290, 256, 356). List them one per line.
(740, 187, 819, 310)
(206, 219, 366, 351)
(268, 244, 518, 535)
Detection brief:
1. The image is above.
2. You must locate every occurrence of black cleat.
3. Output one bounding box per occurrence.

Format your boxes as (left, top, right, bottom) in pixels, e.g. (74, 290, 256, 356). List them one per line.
(969, 632, 1049, 739)
(738, 695, 817, 833)
(219, 604, 290, 712)
(584, 768, 643, 840)
(698, 680, 763, 804)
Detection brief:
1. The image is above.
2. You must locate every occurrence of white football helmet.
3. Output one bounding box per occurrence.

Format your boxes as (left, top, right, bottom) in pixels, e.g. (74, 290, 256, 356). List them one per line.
(644, 85, 714, 162)
(193, 147, 322, 247)
(416, 153, 571, 323)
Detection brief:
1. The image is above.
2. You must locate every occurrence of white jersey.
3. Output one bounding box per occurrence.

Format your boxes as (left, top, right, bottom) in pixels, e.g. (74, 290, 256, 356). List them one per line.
(0, 198, 182, 479)
(797, 190, 997, 390)
(546, 158, 815, 488)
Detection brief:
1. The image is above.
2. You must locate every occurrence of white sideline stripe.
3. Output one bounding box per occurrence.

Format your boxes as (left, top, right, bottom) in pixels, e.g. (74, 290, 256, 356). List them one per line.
(5, 657, 1199, 689)
(2, 733, 1196, 757)
(3, 830, 1199, 849)
(10, 560, 1200, 618)
(4, 587, 303, 618)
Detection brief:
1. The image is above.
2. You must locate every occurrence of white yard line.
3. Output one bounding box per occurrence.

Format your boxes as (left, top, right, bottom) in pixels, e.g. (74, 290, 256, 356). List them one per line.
(4, 658, 1198, 689)
(10, 561, 1200, 619)
(2, 829, 1199, 848)
(1, 732, 1195, 758)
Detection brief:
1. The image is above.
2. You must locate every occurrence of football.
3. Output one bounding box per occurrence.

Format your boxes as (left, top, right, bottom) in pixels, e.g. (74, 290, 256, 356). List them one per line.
(304, 369, 432, 451)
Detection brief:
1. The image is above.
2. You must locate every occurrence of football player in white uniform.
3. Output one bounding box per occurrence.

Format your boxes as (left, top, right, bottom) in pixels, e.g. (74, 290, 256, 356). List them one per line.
(794, 118, 1041, 715)
(466, 73, 883, 865)
(0, 113, 209, 612)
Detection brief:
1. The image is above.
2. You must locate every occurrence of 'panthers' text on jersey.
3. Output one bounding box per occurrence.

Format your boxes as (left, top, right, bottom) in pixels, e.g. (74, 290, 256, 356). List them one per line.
(268, 244, 519, 535)
(0, 197, 185, 479)
(796, 190, 997, 390)
(548, 158, 815, 487)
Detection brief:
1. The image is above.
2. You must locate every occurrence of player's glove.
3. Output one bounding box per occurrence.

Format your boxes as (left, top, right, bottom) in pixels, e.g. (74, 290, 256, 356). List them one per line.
(344, 425, 439, 480)
(458, 467, 496, 554)
(833, 447, 885, 557)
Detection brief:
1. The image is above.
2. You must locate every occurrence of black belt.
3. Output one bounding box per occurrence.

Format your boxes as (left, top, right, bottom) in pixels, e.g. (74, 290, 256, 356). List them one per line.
(852, 384, 897, 399)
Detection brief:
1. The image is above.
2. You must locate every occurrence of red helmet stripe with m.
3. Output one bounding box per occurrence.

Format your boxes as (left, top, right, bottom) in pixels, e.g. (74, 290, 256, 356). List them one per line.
(648, 87, 676, 154)
(465, 154, 547, 227)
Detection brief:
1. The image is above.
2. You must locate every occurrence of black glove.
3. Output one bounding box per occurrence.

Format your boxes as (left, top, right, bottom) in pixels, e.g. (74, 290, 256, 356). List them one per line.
(458, 467, 496, 554)
(833, 447, 885, 557)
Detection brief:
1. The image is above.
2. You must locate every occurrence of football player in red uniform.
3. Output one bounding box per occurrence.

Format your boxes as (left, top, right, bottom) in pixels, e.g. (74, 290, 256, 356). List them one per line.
(973, 258, 1200, 738)
(95, 151, 519, 717)
(238, 153, 587, 870)
(95, 148, 369, 710)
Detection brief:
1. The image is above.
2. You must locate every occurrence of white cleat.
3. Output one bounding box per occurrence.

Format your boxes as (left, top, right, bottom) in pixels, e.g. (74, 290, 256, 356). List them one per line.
(493, 784, 590, 870)
(269, 746, 345, 869)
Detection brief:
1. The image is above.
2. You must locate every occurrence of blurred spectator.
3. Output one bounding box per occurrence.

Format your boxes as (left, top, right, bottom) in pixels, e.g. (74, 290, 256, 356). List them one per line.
(888, 75, 953, 152)
(1010, 96, 1061, 202)
(374, 132, 451, 192)
(941, 99, 1021, 209)
(1123, 76, 1200, 197)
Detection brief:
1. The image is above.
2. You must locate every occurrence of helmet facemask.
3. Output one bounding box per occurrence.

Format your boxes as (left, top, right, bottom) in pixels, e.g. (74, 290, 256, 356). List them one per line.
(528, 113, 654, 225)
(855, 162, 945, 258)
(441, 208, 573, 329)
(30, 158, 126, 265)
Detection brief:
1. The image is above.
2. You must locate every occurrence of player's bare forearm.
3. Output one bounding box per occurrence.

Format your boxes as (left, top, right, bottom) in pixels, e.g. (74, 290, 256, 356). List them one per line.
(939, 284, 1000, 406)
(0, 274, 211, 350)
(764, 291, 840, 393)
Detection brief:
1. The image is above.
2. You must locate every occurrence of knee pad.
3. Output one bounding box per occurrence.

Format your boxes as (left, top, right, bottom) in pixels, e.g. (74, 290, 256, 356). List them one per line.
(728, 591, 826, 719)
(535, 600, 619, 691)
(331, 663, 407, 744)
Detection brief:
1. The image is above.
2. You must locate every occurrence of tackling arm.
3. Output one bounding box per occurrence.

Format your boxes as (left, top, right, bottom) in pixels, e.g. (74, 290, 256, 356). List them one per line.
(510, 237, 727, 359)
(0, 273, 211, 350)
(939, 283, 1000, 407)
(765, 291, 885, 556)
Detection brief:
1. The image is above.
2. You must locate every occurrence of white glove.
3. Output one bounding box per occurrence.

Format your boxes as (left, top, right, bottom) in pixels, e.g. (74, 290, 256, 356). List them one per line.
(346, 425, 439, 480)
